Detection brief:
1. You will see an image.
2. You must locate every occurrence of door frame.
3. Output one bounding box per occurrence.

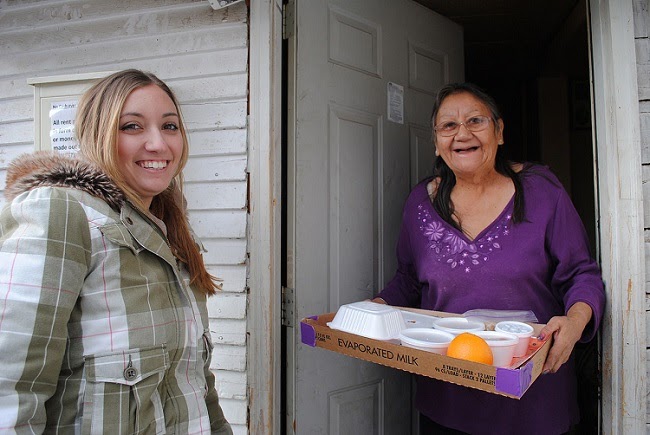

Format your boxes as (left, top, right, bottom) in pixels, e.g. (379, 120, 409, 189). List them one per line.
(248, 1, 283, 434)
(248, 0, 646, 433)
(589, 0, 646, 433)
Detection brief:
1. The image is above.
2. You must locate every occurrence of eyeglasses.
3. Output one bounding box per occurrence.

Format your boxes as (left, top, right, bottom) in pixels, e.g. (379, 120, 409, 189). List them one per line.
(434, 115, 492, 137)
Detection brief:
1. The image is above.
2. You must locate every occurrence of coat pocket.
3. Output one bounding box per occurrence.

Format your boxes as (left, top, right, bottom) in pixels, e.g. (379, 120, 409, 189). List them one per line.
(202, 329, 214, 364)
(200, 329, 215, 398)
(82, 345, 170, 434)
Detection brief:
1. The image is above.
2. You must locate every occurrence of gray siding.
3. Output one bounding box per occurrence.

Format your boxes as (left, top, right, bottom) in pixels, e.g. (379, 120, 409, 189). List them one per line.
(0, 1, 249, 432)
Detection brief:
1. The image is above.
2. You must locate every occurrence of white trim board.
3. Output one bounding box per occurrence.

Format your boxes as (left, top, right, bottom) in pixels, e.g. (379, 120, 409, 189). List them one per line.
(248, 0, 283, 433)
(590, 0, 646, 433)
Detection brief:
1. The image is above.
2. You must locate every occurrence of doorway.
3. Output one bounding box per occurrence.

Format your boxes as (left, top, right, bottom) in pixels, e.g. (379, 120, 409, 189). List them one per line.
(413, 2, 599, 431)
(281, 0, 599, 433)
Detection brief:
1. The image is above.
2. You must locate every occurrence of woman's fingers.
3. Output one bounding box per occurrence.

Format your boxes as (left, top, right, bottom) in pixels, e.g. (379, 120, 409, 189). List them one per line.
(540, 315, 583, 374)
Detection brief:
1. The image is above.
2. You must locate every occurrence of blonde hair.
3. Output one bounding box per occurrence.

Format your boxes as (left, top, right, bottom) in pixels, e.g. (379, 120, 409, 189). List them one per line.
(75, 69, 219, 295)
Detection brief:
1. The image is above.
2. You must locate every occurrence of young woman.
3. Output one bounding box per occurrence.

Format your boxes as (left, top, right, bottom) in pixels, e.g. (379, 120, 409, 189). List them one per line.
(0, 69, 232, 434)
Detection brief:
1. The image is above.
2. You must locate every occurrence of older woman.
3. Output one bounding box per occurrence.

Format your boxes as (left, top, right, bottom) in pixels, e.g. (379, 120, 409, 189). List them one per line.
(375, 83, 605, 434)
(0, 70, 232, 434)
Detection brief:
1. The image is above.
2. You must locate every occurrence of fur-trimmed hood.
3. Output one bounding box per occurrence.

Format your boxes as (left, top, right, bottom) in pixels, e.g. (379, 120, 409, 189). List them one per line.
(4, 151, 125, 211)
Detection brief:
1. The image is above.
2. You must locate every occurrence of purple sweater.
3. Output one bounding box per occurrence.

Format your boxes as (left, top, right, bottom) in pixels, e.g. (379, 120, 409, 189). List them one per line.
(377, 165, 605, 434)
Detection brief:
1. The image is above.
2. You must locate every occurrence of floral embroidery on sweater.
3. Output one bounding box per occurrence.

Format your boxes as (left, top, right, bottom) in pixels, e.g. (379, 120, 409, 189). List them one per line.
(417, 203, 512, 273)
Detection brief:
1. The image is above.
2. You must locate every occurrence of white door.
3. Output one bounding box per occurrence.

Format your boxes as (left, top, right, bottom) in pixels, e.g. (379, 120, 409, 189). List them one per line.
(286, 0, 463, 433)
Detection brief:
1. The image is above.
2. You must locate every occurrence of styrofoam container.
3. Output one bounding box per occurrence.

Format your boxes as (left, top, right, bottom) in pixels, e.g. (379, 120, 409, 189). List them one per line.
(474, 331, 519, 367)
(495, 321, 535, 357)
(432, 317, 485, 335)
(327, 301, 406, 340)
(399, 328, 455, 354)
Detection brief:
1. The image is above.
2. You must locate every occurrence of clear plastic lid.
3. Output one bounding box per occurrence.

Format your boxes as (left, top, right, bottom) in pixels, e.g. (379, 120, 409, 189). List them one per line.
(399, 328, 455, 347)
(495, 320, 534, 336)
(432, 317, 485, 335)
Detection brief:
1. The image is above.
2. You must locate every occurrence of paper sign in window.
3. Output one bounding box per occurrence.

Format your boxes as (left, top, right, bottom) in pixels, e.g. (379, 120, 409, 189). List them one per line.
(50, 100, 79, 155)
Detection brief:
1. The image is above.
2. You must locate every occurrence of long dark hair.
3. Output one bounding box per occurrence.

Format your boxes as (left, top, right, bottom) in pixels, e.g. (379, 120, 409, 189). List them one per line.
(430, 83, 525, 232)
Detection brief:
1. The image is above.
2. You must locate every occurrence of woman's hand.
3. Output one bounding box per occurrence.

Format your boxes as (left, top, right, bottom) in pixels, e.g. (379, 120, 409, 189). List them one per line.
(370, 297, 387, 304)
(538, 302, 592, 374)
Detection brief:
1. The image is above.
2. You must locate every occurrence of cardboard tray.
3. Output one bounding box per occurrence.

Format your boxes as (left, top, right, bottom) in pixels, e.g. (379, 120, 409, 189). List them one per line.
(300, 308, 552, 399)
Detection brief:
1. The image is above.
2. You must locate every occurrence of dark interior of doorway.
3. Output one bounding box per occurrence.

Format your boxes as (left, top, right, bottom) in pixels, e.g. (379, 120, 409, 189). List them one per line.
(416, 0, 599, 433)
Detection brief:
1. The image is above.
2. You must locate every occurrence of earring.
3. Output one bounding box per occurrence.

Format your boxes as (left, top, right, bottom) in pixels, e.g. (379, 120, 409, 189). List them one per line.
(435, 148, 439, 156)
(498, 140, 504, 145)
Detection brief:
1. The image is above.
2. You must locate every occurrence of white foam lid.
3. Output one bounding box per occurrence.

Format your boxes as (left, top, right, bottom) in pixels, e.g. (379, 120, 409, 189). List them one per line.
(327, 301, 406, 340)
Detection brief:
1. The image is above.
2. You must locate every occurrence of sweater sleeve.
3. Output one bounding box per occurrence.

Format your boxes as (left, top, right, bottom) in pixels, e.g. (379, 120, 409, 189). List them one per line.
(547, 186, 605, 341)
(0, 188, 89, 432)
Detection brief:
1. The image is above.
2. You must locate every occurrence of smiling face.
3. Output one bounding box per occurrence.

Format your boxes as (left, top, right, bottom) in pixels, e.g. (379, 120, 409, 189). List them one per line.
(117, 84, 184, 209)
(434, 91, 504, 179)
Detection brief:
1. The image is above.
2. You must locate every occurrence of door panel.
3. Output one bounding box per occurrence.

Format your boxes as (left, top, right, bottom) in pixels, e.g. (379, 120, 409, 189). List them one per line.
(329, 105, 380, 308)
(410, 125, 435, 188)
(287, 0, 464, 433)
(329, 380, 383, 435)
(329, 6, 382, 78)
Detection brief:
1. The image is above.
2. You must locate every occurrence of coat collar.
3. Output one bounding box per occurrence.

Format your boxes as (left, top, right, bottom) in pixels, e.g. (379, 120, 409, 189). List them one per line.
(4, 151, 125, 211)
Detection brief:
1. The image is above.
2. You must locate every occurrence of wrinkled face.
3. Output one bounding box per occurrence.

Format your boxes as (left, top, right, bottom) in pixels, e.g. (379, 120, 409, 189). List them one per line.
(117, 85, 183, 209)
(434, 92, 504, 178)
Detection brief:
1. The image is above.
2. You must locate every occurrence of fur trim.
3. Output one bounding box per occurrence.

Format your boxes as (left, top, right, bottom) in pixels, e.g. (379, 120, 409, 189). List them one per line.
(4, 151, 125, 210)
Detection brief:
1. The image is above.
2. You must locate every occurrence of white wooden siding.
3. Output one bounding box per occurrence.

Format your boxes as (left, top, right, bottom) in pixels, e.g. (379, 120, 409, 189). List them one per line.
(0, 1, 249, 433)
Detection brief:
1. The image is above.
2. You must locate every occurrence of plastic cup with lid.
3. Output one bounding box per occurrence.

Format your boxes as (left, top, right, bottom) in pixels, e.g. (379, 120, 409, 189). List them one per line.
(495, 320, 535, 357)
(432, 317, 485, 336)
(473, 330, 519, 367)
(399, 328, 455, 355)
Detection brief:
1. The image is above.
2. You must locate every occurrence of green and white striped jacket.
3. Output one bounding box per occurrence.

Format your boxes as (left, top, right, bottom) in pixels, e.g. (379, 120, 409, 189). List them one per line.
(0, 153, 232, 434)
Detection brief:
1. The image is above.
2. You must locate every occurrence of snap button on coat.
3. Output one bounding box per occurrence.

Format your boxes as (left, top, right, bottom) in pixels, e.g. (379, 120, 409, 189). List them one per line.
(123, 367, 138, 381)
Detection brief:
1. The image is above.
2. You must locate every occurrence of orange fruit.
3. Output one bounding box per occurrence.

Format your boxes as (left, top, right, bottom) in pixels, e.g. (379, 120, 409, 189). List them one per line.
(447, 333, 493, 365)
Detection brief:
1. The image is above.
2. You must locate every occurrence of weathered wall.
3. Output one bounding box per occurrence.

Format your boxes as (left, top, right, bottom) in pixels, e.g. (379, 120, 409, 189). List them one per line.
(0, 1, 249, 433)
(635, 0, 650, 426)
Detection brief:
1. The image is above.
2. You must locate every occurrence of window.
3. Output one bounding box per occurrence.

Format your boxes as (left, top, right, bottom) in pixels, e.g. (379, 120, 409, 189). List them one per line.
(28, 72, 112, 155)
